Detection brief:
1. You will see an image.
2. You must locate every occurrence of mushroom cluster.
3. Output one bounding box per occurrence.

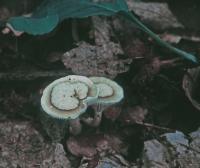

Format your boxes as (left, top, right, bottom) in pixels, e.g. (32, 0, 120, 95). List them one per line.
(41, 75, 124, 135)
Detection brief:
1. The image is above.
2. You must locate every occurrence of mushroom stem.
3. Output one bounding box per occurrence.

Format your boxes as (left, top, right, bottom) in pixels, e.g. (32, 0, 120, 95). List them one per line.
(69, 118, 82, 135)
(82, 111, 103, 127)
(82, 104, 105, 127)
(93, 110, 103, 127)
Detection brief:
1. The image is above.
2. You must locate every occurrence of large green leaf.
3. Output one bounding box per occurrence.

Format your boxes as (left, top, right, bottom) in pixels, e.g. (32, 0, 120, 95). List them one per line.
(7, 0, 128, 35)
(33, 0, 129, 19)
(8, 15, 59, 35)
(6, 0, 198, 63)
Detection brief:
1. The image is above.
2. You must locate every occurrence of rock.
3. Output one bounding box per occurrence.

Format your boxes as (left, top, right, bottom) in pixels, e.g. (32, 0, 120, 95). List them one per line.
(41, 144, 71, 168)
(163, 131, 188, 154)
(0, 121, 71, 168)
(142, 129, 200, 168)
(95, 157, 128, 168)
(127, 1, 183, 30)
(142, 139, 170, 168)
(79, 156, 130, 168)
(183, 66, 200, 111)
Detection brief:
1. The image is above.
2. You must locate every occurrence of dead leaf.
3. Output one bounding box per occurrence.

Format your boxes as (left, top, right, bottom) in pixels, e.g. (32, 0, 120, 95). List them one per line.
(121, 106, 148, 124)
(62, 17, 131, 78)
(66, 134, 125, 158)
(67, 135, 101, 158)
(104, 106, 122, 121)
(160, 33, 200, 44)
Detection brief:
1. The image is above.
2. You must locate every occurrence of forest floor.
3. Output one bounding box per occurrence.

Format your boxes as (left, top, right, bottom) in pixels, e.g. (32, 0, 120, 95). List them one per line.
(1, 0, 200, 167)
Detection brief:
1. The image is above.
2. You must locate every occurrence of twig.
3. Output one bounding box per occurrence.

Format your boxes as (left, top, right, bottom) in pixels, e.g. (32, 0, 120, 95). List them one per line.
(135, 121, 175, 132)
(0, 70, 71, 81)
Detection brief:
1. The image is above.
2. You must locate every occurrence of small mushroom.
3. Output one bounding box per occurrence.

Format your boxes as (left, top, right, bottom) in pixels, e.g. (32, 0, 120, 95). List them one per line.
(41, 75, 98, 135)
(82, 77, 124, 127)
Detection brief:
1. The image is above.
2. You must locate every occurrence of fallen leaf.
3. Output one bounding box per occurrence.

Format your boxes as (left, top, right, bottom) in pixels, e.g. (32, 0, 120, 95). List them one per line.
(160, 33, 200, 44)
(62, 17, 131, 78)
(121, 106, 148, 124)
(104, 106, 122, 121)
(66, 133, 125, 158)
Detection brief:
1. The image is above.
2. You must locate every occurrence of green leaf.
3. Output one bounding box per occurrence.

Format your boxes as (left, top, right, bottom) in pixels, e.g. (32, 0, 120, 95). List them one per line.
(8, 15, 59, 35)
(7, 0, 128, 34)
(6, 0, 198, 63)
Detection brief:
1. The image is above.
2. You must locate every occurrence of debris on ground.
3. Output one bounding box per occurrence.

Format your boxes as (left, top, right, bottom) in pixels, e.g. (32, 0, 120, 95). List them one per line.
(62, 17, 131, 78)
(0, 121, 71, 168)
(142, 129, 200, 168)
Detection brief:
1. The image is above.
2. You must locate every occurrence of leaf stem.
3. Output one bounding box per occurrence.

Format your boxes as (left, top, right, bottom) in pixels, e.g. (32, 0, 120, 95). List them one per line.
(123, 12, 198, 63)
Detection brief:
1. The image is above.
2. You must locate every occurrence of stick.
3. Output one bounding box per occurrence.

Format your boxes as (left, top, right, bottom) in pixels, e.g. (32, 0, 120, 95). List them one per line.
(135, 121, 174, 132)
(0, 70, 70, 81)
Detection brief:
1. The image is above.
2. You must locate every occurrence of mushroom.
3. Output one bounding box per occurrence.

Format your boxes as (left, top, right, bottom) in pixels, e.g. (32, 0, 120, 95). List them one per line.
(82, 77, 124, 127)
(41, 75, 98, 135)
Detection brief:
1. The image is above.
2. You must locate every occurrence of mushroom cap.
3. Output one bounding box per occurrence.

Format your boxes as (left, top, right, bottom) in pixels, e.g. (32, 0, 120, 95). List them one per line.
(41, 75, 99, 119)
(89, 77, 124, 106)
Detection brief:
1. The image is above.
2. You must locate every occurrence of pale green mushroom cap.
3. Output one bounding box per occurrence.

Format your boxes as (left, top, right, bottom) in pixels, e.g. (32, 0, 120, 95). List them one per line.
(41, 75, 98, 119)
(89, 77, 124, 106)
